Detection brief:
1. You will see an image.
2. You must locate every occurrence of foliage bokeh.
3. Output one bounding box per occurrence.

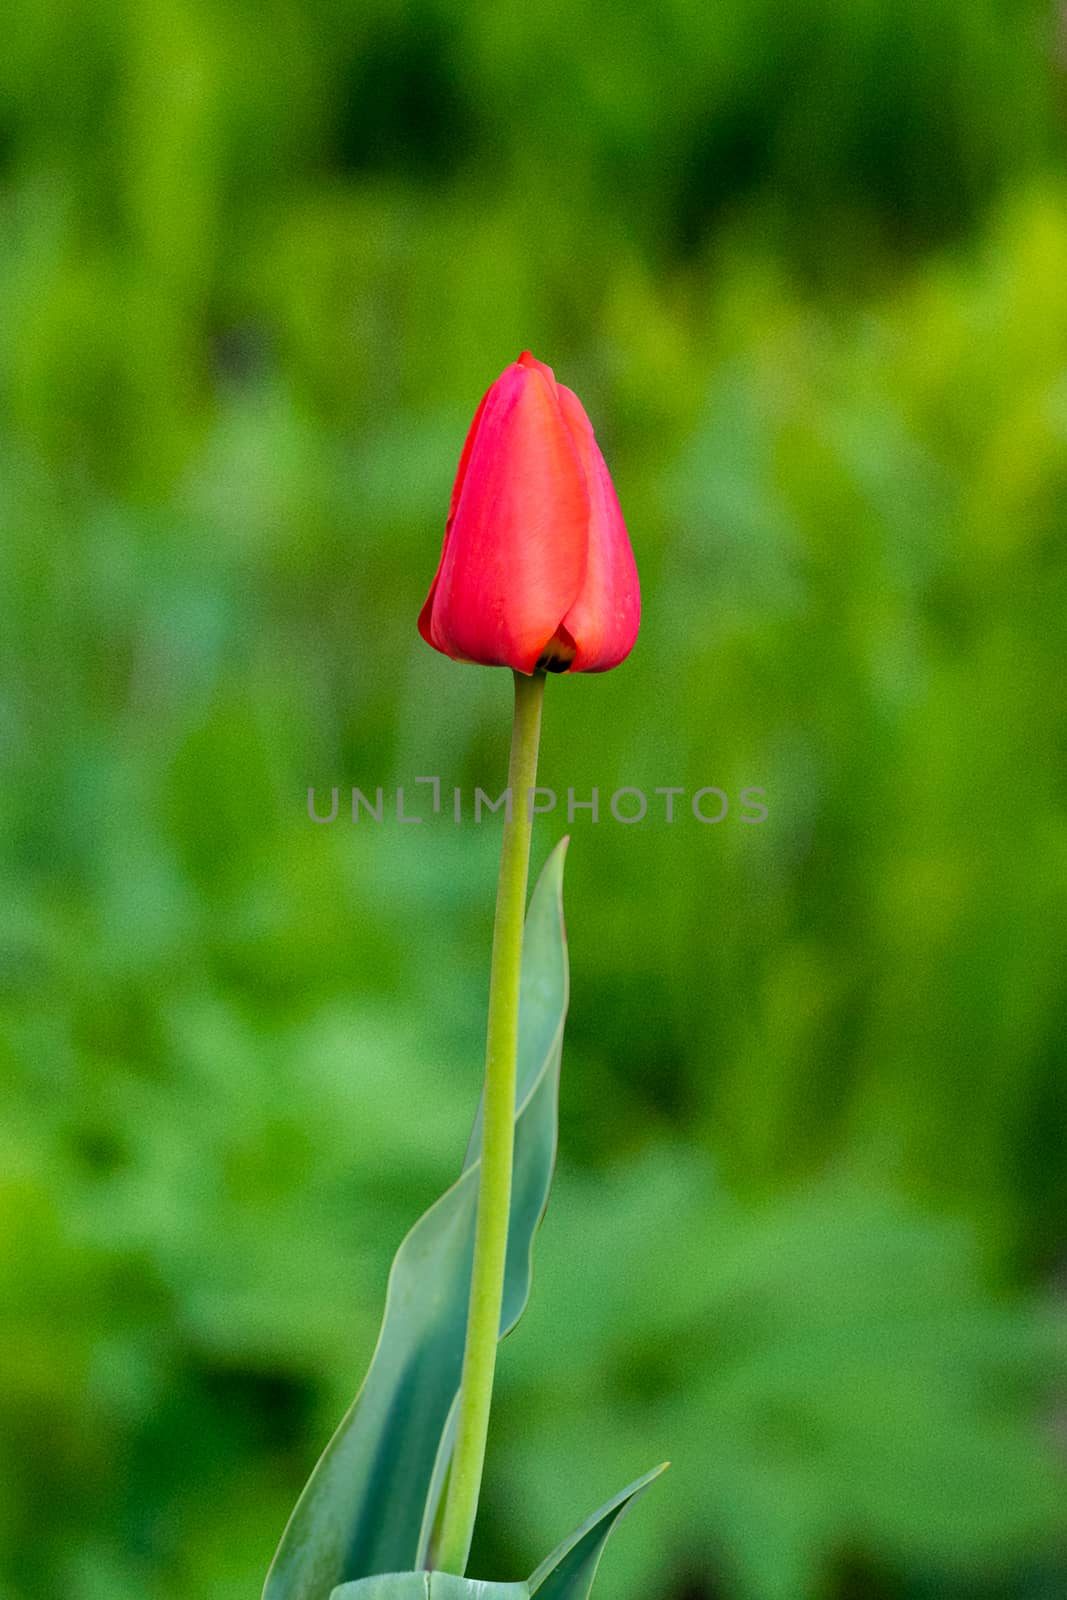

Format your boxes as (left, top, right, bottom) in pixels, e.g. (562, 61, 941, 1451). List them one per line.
(2, 2, 1066, 1598)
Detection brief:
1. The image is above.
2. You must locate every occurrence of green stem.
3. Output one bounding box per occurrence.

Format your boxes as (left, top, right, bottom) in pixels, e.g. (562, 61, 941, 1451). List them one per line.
(435, 668, 546, 1576)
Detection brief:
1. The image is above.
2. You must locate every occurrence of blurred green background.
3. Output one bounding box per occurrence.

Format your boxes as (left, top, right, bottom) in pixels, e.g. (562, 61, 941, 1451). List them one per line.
(3, 1, 1067, 1597)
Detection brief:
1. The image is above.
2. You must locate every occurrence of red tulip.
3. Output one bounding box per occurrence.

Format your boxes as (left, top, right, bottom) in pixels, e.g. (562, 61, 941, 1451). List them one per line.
(418, 352, 640, 674)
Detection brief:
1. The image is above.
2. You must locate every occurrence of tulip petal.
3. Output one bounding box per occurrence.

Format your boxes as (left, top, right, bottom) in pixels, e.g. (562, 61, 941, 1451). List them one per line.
(517, 348, 558, 386)
(417, 386, 492, 651)
(423, 360, 589, 674)
(556, 386, 640, 672)
(446, 386, 491, 531)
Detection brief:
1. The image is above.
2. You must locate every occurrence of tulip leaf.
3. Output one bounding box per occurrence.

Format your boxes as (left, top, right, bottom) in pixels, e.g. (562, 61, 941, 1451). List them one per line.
(264, 840, 571, 1600)
(527, 1465, 669, 1600)
(324, 1467, 666, 1600)
(330, 1576, 528, 1600)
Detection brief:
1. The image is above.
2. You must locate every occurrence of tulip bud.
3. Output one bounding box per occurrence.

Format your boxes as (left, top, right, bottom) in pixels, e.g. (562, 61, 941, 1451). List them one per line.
(418, 352, 640, 674)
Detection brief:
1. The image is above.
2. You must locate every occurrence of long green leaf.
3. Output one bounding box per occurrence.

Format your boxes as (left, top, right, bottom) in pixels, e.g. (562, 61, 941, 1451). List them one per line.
(264, 840, 571, 1600)
(330, 1575, 528, 1600)
(327, 1468, 667, 1600)
(527, 1465, 669, 1600)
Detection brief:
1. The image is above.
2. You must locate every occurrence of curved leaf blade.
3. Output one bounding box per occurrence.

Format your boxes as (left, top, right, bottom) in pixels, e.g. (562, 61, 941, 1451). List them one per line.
(264, 841, 570, 1600)
(331, 1575, 528, 1600)
(527, 1465, 669, 1600)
